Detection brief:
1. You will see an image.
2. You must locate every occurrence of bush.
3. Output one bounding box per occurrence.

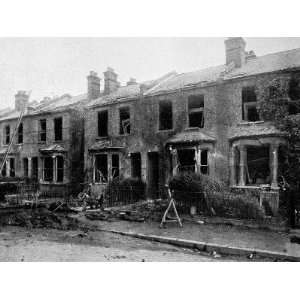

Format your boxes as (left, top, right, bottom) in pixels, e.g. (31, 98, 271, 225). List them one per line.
(0, 177, 25, 202)
(209, 191, 265, 220)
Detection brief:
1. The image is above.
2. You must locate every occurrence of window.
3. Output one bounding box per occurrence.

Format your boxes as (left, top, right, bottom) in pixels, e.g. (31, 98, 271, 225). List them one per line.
(242, 87, 260, 122)
(200, 150, 209, 174)
(1, 161, 6, 177)
(131, 152, 141, 179)
(119, 107, 131, 135)
(23, 158, 28, 177)
(39, 119, 47, 142)
(4, 125, 10, 145)
(9, 158, 15, 177)
(98, 110, 108, 137)
(288, 77, 300, 115)
(188, 95, 204, 128)
(159, 100, 173, 130)
(56, 156, 64, 182)
(32, 157, 38, 179)
(17, 123, 23, 144)
(95, 154, 108, 183)
(43, 157, 53, 182)
(54, 117, 63, 141)
(112, 154, 119, 179)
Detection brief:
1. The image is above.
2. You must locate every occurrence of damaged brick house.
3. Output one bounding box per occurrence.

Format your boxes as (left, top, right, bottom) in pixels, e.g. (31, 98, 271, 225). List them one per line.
(85, 38, 300, 209)
(0, 91, 86, 194)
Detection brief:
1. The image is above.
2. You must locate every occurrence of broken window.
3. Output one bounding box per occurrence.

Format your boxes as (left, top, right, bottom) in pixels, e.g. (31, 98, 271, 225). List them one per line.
(4, 125, 10, 145)
(56, 156, 64, 182)
(1, 161, 6, 177)
(39, 119, 47, 142)
(95, 154, 108, 183)
(188, 95, 204, 128)
(54, 117, 63, 141)
(17, 123, 23, 144)
(119, 107, 131, 135)
(246, 145, 270, 185)
(177, 149, 196, 173)
(43, 157, 53, 182)
(23, 158, 29, 177)
(9, 158, 15, 177)
(242, 87, 260, 122)
(200, 149, 209, 175)
(131, 152, 141, 179)
(288, 77, 300, 115)
(112, 154, 119, 179)
(98, 110, 108, 137)
(159, 100, 173, 130)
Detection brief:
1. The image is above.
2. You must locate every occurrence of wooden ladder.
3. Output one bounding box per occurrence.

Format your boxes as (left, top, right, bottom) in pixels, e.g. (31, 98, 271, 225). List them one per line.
(0, 107, 26, 175)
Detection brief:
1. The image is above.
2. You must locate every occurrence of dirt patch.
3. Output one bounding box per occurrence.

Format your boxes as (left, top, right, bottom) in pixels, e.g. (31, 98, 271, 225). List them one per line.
(0, 206, 86, 230)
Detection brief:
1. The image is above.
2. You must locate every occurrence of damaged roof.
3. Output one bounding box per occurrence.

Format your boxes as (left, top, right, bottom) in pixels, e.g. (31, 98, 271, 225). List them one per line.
(166, 129, 216, 145)
(39, 144, 67, 153)
(0, 93, 87, 122)
(228, 122, 286, 141)
(146, 48, 300, 95)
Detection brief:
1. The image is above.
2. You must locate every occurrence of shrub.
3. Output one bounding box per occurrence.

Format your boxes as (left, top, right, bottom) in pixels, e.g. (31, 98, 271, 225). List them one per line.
(209, 191, 265, 220)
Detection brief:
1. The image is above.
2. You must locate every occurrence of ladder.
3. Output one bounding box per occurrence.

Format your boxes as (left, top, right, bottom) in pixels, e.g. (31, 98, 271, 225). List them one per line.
(0, 106, 26, 175)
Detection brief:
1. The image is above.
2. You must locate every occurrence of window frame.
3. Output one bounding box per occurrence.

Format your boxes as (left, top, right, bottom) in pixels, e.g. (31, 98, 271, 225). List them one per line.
(242, 86, 260, 122)
(158, 100, 173, 131)
(97, 110, 109, 137)
(119, 106, 131, 135)
(17, 123, 23, 144)
(4, 125, 10, 145)
(39, 119, 47, 143)
(187, 94, 205, 128)
(54, 117, 63, 141)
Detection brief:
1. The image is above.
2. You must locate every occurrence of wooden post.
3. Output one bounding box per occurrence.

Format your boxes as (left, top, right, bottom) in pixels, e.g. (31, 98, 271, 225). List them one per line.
(28, 157, 32, 178)
(230, 146, 236, 186)
(271, 144, 279, 189)
(195, 147, 201, 174)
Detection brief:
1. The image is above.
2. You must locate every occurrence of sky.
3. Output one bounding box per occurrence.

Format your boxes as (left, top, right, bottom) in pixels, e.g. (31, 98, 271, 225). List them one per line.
(1, 37, 300, 110)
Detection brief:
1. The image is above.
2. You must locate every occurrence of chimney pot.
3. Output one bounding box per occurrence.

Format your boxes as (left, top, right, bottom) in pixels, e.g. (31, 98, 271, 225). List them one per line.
(15, 90, 29, 111)
(104, 67, 119, 94)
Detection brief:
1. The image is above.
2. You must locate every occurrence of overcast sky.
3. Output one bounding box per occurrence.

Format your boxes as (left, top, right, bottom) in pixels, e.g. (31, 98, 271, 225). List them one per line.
(1, 37, 300, 110)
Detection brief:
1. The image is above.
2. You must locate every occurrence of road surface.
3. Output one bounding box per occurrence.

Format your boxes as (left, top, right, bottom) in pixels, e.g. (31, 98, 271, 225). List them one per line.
(0, 226, 225, 261)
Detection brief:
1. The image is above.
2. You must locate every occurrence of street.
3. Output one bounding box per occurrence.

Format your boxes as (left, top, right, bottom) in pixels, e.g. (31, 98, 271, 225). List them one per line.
(0, 226, 224, 262)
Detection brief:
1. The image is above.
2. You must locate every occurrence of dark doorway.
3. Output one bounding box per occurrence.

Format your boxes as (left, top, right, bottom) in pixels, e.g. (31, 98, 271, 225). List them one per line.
(131, 152, 141, 179)
(147, 152, 159, 199)
(177, 149, 195, 173)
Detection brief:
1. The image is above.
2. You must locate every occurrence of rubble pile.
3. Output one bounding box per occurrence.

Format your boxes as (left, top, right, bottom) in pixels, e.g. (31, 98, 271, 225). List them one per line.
(0, 206, 81, 230)
(85, 199, 169, 223)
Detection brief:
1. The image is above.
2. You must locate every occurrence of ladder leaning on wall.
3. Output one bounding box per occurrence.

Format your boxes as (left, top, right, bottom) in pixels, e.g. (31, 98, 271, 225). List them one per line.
(0, 106, 26, 176)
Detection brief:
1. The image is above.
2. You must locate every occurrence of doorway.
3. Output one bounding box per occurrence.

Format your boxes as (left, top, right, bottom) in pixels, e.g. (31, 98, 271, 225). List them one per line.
(147, 152, 159, 199)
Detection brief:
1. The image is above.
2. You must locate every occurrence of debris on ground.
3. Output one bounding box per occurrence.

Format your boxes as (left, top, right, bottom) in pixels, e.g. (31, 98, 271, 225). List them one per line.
(0, 206, 82, 230)
(85, 199, 169, 223)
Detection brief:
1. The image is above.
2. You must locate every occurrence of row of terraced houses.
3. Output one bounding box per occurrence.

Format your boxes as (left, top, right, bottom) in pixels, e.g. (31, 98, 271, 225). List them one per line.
(1, 38, 300, 207)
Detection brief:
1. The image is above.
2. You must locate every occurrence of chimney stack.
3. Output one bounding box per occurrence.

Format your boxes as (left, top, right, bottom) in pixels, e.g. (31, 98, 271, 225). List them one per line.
(127, 78, 137, 86)
(15, 90, 29, 112)
(225, 37, 246, 68)
(87, 71, 101, 100)
(104, 67, 120, 95)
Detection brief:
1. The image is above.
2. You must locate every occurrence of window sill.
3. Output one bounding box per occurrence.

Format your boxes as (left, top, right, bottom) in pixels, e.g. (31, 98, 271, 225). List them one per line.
(96, 136, 109, 140)
(93, 182, 107, 185)
(157, 129, 174, 133)
(231, 184, 279, 191)
(40, 181, 68, 185)
(238, 121, 264, 126)
(185, 127, 204, 131)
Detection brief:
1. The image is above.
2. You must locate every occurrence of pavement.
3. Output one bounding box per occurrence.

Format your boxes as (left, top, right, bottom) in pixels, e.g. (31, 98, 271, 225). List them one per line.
(78, 215, 300, 261)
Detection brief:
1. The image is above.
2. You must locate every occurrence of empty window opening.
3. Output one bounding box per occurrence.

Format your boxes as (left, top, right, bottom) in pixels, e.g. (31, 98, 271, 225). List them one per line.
(288, 77, 300, 115)
(9, 158, 15, 177)
(32, 157, 38, 180)
(39, 119, 47, 142)
(159, 100, 173, 130)
(177, 149, 195, 173)
(188, 95, 204, 128)
(147, 152, 159, 199)
(95, 154, 108, 183)
(17, 123, 23, 144)
(1, 161, 6, 177)
(98, 110, 108, 137)
(4, 125, 10, 145)
(119, 107, 131, 135)
(56, 156, 64, 182)
(23, 158, 29, 177)
(246, 146, 270, 185)
(43, 157, 53, 182)
(242, 87, 260, 121)
(54, 117, 63, 141)
(112, 154, 119, 179)
(131, 152, 141, 179)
